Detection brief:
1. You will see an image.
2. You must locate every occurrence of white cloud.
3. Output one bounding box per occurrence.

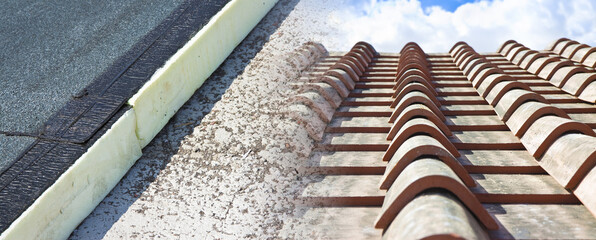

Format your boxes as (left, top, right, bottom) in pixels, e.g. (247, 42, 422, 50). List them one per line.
(324, 0, 596, 53)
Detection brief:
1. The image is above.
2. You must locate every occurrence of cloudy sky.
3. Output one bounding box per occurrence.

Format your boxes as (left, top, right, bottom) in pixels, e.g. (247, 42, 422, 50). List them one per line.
(326, 0, 596, 52)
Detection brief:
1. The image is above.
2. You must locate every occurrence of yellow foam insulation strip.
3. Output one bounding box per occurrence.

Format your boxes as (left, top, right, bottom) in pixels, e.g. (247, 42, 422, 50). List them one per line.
(1, 0, 277, 239)
(1, 109, 142, 240)
(129, 0, 278, 147)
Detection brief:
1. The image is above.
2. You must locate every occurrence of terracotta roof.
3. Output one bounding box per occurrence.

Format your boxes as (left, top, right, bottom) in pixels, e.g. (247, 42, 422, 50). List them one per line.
(285, 38, 596, 239)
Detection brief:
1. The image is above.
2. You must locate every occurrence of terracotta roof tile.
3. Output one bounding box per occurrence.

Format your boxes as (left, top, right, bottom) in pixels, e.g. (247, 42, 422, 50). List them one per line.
(297, 82, 343, 108)
(380, 135, 473, 189)
(547, 38, 571, 51)
(540, 133, 596, 189)
(506, 101, 570, 137)
(519, 52, 550, 69)
(388, 103, 452, 138)
(497, 39, 518, 54)
(385, 118, 460, 160)
(575, 166, 596, 217)
(578, 81, 596, 103)
(562, 72, 596, 96)
(511, 49, 533, 65)
(549, 66, 589, 88)
(562, 43, 589, 59)
(571, 46, 596, 64)
(485, 81, 531, 106)
(536, 60, 575, 80)
(550, 39, 572, 54)
(383, 191, 489, 240)
(493, 89, 548, 121)
(389, 91, 445, 122)
(374, 158, 497, 230)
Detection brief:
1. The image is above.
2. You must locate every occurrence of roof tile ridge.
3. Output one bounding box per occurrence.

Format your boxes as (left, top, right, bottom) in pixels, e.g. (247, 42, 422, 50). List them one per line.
(287, 42, 358, 141)
(324, 69, 356, 90)
(371, 42, 497, 237)
(390, 47, 445, 124)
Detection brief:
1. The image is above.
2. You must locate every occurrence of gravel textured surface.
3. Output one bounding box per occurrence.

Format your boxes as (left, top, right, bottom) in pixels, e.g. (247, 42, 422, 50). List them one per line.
(71, 0, 344, 238)
(0, 0, 185, 170)
(0, 135, 34, 173)
(0, 0, 185, 133)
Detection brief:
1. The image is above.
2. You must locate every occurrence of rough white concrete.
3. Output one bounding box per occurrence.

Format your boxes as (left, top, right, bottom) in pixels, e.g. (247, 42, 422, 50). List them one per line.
(71, 0, 345, 239)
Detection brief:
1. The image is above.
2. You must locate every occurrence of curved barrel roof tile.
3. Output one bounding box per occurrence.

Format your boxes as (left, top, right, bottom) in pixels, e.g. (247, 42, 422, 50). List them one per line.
(540, 133, 596, 189)
(391, 84, 441, 108)
(326, 68, 356, 90)
(297, 82, 342, 109)
(388, 103, 451, 139)
(506, 101, 570, 137)
(520, 115, 596, 157)
(383, 191, 490, 240)
(380, 137, 473, 190)
(318, 75, 350, 98)
(562, 73, 596, 96)
(385, 118, 459, 159)
(547, 37, 572, 51)
(549, 66, 589, 88)
(497, 39, 518, 54)
(485, 81, 532, 106)
(493, 89, 549, 122)
(374, 159, 498, 230)
(389, 91, 445, 123)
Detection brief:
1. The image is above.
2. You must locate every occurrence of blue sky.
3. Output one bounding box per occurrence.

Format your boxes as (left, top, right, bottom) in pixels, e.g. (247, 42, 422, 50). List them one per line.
(329, 0, 596, 52)
(344, 0, 479, 13)
(419, 0, 477, 12)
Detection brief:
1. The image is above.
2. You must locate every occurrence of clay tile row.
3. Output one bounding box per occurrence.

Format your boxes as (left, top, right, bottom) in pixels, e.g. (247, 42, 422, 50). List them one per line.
(548, 38, 596, 68)
(452, 41, 596, 219)
(540, 129, 596, 218)
(499, 40, 596, 103)
(289, 42, 373, 140)
(374, 43, 497, 237)
(453, 42, 593, 156)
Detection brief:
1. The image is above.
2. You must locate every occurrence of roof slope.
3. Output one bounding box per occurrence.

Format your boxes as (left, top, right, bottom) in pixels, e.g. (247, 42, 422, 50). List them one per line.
(282, 38, 596, 239)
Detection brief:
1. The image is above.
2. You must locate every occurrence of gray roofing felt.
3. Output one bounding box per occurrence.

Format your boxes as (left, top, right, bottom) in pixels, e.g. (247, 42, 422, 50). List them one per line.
(0, 0, 185, 170)
(0, 136, 34, 172)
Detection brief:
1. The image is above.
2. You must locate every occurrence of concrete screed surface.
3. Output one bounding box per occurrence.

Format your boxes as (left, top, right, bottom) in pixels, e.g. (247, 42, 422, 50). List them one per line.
(71, 0, 346, 238)
(0, 0, 185, 168)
